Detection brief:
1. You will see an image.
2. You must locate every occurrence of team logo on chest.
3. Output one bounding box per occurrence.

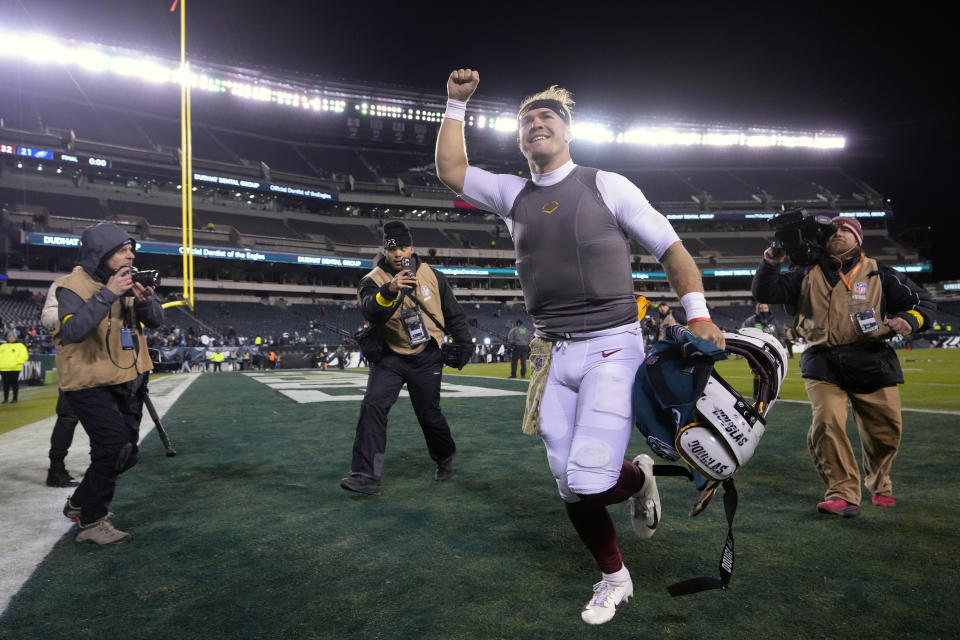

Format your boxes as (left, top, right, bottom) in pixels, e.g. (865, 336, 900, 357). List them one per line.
(541, 200, 560, 214)
(420, 285, 432, 301)
(854, 281, 867, 295)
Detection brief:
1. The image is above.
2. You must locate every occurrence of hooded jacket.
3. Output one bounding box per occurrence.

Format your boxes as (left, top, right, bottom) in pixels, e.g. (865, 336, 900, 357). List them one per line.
(54, 223, 163, 391)
(741, 303, 776, 332)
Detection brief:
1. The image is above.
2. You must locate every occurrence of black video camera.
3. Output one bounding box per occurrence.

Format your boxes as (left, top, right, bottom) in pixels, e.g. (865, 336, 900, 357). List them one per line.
(130, 267, 161, 288)
(769, 208, 837, 267)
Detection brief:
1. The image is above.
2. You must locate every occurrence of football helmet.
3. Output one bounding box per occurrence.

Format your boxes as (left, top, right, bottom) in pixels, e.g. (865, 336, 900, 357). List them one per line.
(675, 327, 788, 480)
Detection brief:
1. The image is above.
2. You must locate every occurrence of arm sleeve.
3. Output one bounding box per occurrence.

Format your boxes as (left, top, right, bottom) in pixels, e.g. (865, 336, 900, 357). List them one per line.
(461, 166, 528, 222)
(40, 282, 60, 332)
(751, 260, 805, 304)
(434, 268, 472, 345)
(135, 293, 165, 328)
(595, 171, 680, 260)
(881, 266, 937, 333)
(57, 287, 119, 346)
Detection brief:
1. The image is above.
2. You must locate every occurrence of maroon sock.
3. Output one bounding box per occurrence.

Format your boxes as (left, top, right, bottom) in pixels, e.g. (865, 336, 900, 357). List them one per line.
(565, 500, 622, 574)
(577, 459, 644, 508)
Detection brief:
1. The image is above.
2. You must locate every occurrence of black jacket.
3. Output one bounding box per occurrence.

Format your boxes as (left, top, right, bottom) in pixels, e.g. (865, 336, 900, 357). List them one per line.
(358, 253, 472, 348)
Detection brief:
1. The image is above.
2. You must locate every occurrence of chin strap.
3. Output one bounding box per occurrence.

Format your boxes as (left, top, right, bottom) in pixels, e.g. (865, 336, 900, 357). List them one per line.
(668, 478, 738, 596)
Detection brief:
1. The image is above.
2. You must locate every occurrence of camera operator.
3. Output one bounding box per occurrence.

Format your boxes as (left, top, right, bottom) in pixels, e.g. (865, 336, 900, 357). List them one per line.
(752, 216, 935, 518)
(54, 223, 163, 544)
(341, 221, 473, 496)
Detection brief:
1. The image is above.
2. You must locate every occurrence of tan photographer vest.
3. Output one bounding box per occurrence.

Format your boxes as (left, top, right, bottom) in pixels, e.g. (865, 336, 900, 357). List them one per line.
(54, 269, 154, 391)
(795, 255, 891, 348)
(363, 263, 445, 355)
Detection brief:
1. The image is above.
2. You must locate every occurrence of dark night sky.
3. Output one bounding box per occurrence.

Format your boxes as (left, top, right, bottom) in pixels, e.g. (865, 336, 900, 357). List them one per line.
(5, 0, 958, 276)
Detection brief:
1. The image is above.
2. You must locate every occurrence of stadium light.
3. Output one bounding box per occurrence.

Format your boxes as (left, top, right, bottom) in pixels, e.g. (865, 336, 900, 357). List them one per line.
(491, 116, 518, 133)
(572, 121, 615, 144)
(0, 29, 843, 150)
(624, 128, 700, 146)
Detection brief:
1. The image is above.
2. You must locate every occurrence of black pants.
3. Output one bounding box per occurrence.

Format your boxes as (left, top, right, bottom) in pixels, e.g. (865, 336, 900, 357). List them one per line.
(510, 346, 530, 378)
(66, 376, 145, 524)
(350, 342, 455, 479)
(1, 370, 20, 401)
(49, 390, 79, 463)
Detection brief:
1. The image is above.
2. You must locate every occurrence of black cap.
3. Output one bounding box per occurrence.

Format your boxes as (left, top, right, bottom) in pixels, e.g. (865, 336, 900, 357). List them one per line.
(383, 221, 413, 249)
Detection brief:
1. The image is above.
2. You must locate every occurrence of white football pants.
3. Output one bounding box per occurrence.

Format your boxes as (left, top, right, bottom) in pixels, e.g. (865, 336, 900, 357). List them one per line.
(538, 322, 645, 502)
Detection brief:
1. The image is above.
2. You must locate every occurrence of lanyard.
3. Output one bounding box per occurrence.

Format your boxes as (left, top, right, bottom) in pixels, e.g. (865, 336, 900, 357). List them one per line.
(836, 252, 865, 291)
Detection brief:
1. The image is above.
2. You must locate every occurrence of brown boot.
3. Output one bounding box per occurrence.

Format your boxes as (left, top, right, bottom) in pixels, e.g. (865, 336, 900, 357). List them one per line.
(63, 498, 112, 522)
(76, 517, 130, 545)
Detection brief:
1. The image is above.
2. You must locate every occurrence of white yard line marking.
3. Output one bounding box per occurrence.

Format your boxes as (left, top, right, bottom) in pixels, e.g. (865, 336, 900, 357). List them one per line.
(244, 370, 526, 403)
(0, 373, 201, 616)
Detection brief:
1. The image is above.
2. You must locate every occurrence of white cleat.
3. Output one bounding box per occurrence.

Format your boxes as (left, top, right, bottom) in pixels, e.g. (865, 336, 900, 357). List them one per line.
(629, 454, 661, 539)
(581, 578, 634, 625)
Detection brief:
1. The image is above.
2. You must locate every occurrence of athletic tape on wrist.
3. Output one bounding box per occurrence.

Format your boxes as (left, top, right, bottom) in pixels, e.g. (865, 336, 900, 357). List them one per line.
(680, 292, 710, 321)
(444, 99, 467, 122)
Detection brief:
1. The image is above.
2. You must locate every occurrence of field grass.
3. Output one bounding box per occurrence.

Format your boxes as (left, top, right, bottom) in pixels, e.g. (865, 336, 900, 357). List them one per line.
(451, 348, 960, 412)
(0, 383, 60, 436)
(3, 350, 957, 436)
(1, 361, 958, 639)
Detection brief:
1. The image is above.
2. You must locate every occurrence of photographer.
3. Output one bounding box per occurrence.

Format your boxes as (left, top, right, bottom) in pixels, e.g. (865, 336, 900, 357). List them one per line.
(341, 221, 472, 496)
(54, 223, 163, 544)
(752, 216, 935, 518)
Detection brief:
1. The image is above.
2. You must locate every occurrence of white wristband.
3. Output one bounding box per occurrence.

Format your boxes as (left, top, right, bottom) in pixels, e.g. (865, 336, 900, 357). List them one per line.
(444, 99, 467, 122)
(680, 292, 710, 321)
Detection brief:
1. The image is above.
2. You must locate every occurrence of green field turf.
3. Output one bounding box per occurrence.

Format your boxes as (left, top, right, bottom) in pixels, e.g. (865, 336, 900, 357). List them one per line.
(452, 348, 960, 412)
(1, 365, 958, 639)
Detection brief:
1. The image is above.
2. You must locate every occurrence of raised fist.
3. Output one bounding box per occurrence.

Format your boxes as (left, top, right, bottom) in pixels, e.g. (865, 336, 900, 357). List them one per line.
(447, 69, 479, 102)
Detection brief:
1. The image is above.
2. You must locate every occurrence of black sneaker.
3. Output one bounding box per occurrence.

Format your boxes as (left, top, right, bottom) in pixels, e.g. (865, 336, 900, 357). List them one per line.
(340, 474, 382, 496)
(47, 465, 79, 488)
(434, 456, 453, 482)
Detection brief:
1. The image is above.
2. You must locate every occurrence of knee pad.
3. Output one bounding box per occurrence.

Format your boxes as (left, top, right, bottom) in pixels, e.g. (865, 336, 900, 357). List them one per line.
(114, 442, 139, 474)
(567, 438, 617, 494)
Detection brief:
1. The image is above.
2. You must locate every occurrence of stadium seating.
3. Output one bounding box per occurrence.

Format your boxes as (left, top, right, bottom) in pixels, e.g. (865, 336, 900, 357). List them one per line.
(0, 186, 104, 219)
(622, 170, 698, 203)
(788, 168, 870, 200)
(211, 129, 317, 176)
(298, 146, 376, 181)
(286, 219, 379, 246)
(190, 301, 310, 341)
(35, 97, 150, 150)
(361, 149, 433, 180)
(680, 169, 756, 201)
(732, 169, 820, 201)
(192, 208, 301, 239)
(699, 236, 771, 257)
(108, 199, 184, 227)
(0, 293, 43, 330)
(405, 226, 456, 249)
